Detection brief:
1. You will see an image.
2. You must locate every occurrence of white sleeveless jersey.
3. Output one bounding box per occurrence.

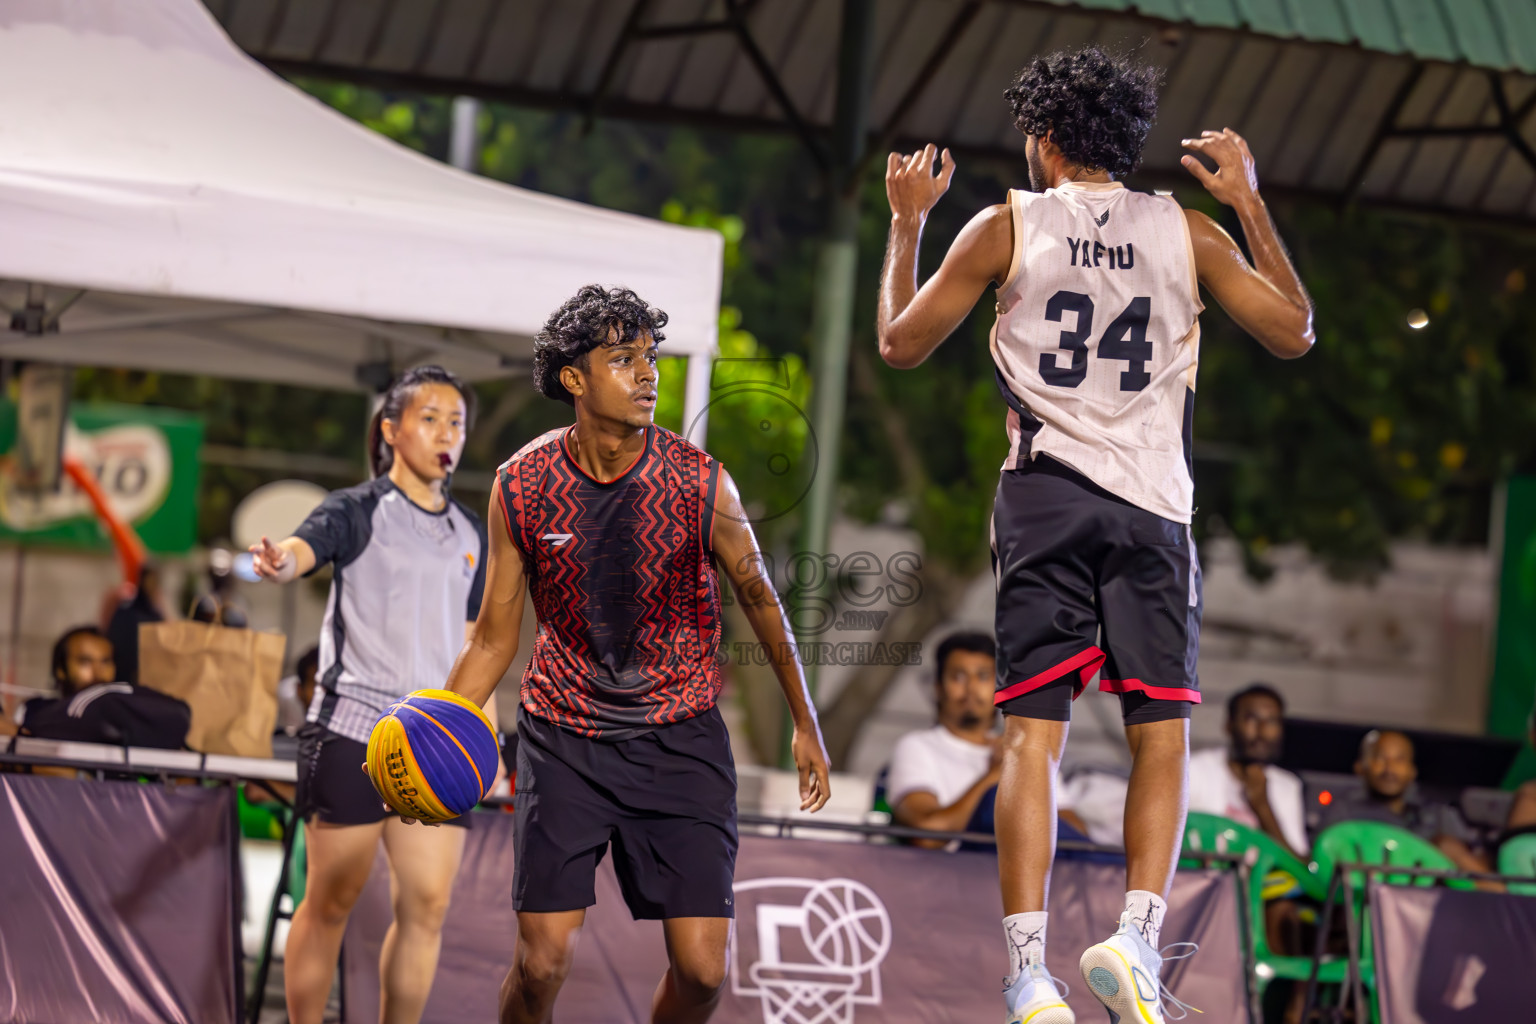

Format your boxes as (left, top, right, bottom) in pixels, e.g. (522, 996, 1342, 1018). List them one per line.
(990, 181, 1203, 523)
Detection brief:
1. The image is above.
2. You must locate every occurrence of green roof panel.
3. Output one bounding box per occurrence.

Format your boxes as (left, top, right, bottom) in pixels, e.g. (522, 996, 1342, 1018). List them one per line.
(1129, 0, 1186, 19)
(1178, 0, 1243, 29)
(1049, 0, 1527, 68)
(1440, 0, 1511, 71)
(1233, 0, 1298, 38)
(1490, 0, 1536, 73)
(1279, 0, 1355, 44)
(1337, 0, 1406, 55)
(1387, 0, 1459, 63)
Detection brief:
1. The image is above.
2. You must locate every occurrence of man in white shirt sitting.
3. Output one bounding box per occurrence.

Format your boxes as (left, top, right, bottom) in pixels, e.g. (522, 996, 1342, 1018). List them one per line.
(1187, 683, 1308, 859)
(886, 632, 1003, 849)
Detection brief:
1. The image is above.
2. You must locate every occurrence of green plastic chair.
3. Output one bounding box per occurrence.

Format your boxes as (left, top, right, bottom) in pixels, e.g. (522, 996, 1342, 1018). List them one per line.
(1498, 832, 1536, 896)
(1312, 820, 1464, 892)
(288, 820, 308, 906)
(237, 788, 286, 840)
(1309, 822, 1464, 1024)
(1181, 812, 1347, 1002)
(237, 789, 307, 906)
(1183, 811, 1326, 899)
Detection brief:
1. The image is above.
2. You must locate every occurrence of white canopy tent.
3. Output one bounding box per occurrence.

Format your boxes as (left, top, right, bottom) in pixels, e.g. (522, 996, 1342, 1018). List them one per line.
(0, 0, 721, 432)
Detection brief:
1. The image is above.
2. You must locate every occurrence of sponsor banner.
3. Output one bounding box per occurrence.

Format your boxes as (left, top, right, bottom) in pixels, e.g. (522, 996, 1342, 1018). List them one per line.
(343, 814, 1246, 1023)
(1373, 881, 1536, 1022)
(0, 400, 202, 553)
(1490, 476, 1536, 786)
(0, 773, 238, 1024)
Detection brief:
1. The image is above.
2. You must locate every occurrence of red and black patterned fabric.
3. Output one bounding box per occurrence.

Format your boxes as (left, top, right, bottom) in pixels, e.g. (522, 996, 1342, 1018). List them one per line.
(498, 426, 724, 739)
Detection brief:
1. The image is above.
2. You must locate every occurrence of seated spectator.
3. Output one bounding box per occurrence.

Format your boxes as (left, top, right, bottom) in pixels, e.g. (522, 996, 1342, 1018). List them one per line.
(1501, 710, 1536, 854)
(105, 564, 165, 683)
(887, 632, 1002, 849)
(40, 625, 117, 700)
(1191, 684, 1313, 1021)
(16, 625, 189, 750)
(6, 627, 118, 737)
(275, 646, 320, 736)
(1321, 729, 1492, 874)
(1187, 683, 1309, 859)
(885, 632, 1097, 852)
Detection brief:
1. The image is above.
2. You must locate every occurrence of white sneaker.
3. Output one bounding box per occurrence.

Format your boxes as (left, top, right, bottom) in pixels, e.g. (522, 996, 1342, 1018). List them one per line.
(1078, 912, 1198, 1023)
(1004, 959, 1074, 1024)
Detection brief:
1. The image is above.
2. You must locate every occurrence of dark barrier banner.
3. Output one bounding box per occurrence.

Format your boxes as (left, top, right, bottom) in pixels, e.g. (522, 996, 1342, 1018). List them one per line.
(345, 813, 1246, 1023)
(0, 773, 237, 1024)
(1373, 882, 1536, 1022)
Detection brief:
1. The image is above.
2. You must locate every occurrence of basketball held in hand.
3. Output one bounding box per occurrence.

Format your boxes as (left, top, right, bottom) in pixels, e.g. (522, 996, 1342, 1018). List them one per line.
(365, 689, 499, 823)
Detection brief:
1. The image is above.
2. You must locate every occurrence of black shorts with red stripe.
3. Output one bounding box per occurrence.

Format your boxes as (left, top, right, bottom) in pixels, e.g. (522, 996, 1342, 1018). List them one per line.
(991, 456, 1201, 725)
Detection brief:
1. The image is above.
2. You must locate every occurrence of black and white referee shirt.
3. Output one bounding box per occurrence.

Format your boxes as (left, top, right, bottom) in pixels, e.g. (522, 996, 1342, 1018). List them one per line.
(294, 476, 487, 743)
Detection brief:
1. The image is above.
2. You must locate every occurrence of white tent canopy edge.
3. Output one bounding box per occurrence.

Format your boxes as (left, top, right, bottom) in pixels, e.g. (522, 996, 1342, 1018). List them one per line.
(0, 0, 720, 436)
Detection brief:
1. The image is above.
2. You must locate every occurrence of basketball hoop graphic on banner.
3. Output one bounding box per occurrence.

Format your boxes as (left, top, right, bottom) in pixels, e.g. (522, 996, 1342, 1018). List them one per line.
(730, 877, 892, 1024)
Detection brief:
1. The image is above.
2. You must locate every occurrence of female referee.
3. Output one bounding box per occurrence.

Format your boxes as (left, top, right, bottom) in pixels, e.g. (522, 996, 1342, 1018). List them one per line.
(250, 366, 497, 1024)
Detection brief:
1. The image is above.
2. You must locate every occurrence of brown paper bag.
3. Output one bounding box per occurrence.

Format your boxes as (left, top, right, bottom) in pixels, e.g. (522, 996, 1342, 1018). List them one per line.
(137, 619, 286, 758)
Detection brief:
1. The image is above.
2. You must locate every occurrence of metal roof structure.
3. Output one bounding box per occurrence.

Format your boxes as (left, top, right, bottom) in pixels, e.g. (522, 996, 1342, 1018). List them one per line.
(211, 0, 1536, 223)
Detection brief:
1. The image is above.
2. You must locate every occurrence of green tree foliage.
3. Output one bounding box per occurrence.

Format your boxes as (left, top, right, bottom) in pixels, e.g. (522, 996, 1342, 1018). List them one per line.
(653, 308, 813, 548)
(1191, 200, 1536, 578)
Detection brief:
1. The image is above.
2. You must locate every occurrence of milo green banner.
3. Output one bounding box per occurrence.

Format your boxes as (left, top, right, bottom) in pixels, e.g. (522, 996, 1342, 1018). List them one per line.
(0, 401, 202, 554)
(1490, 477, 1536, 787)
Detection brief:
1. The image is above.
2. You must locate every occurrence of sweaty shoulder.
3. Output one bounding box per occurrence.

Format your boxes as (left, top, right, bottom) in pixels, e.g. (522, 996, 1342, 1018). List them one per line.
(1181, 206, 1242, 283)
(964, 202, 1015, 287)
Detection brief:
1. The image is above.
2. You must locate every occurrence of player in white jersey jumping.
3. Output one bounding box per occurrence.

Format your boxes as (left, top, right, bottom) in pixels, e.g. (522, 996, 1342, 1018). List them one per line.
(876, 48, 1314, 1024)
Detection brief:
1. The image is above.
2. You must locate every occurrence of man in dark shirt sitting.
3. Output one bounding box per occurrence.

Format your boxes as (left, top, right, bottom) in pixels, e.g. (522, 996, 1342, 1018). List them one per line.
(2, 626, 118, 748)
(1321, 729, 1491, 874)
(21, 626, 119, 712)
(6, 626, 187, 751)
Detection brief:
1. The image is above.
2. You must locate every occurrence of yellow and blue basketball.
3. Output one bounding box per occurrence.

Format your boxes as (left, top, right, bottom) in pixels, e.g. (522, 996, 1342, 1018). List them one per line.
(365, 689, 498, 823)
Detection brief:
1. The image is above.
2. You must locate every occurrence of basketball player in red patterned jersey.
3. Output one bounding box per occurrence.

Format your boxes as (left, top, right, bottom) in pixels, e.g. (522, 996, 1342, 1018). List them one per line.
(878, 48, 1313, 1024)
(443, 285, 831, 1024)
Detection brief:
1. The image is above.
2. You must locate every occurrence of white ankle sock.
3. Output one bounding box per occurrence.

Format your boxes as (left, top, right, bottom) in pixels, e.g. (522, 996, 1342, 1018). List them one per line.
(1004, 911, 1049, 983)
(1123, 890, 1167, 949)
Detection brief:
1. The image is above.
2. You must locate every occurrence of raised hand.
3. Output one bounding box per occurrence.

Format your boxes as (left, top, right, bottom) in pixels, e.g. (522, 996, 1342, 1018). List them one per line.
(886, 144, 956, 225)
(250, 535, 292, 582)
(1180, 128, 1261, 209)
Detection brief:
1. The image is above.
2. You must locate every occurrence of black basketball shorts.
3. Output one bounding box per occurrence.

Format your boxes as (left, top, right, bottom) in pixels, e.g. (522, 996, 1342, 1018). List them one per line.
(512, 705, 738, 920)
(295, 722, 472, 828)
(991, 456, 1202, 725)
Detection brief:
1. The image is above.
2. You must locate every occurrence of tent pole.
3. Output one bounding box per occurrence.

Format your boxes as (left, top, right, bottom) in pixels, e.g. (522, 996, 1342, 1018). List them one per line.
(785, 0, 874, 764)
(682, 351, 713, 450)
(449, 97, 481, 172)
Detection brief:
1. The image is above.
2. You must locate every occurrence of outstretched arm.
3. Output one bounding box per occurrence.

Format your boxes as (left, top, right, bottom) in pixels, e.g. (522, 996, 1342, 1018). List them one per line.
(249, 535, 316, 583)
(445, 489, 527, 709)
(878, 144, 1013, 369)
(711, 468, 830, 812)
(1181, 128, 1314, 359)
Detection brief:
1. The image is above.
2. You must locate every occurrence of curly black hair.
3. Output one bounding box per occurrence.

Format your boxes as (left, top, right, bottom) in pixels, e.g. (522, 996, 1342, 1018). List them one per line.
(1004, 47, 1162, 177)
(533, 285, 669, 405)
